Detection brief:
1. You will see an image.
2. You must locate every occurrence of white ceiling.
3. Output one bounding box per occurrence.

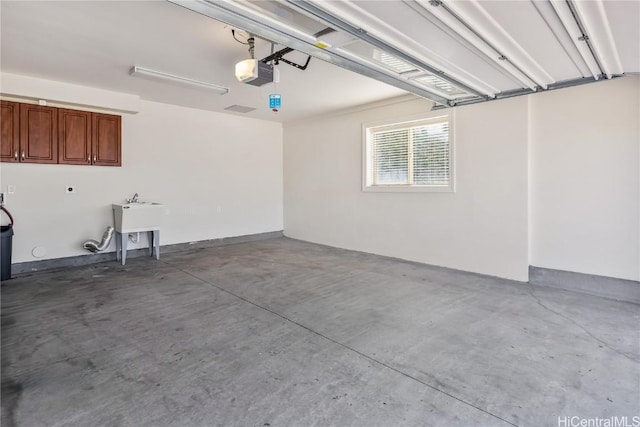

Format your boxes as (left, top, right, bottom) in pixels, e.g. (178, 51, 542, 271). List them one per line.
(1, 0, 638, 122)
(0, 1, 406, 122)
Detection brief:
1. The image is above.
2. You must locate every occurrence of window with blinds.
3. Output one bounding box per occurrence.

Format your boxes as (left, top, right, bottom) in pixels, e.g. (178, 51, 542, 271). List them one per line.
(363, 114, 453, 192)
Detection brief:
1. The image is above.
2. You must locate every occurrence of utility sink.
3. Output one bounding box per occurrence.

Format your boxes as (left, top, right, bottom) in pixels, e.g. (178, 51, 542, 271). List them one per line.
(112, 202, 164, 233)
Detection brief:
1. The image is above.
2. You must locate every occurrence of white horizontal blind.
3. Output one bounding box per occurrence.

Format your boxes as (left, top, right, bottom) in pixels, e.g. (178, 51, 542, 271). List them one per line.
(368, 116, 450, 188)
(373, 129, 409, 185)
(412, 121, 449, 185)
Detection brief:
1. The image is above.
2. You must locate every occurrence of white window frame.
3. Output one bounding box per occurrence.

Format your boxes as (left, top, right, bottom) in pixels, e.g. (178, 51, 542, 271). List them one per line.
(362, 111, 455, 193)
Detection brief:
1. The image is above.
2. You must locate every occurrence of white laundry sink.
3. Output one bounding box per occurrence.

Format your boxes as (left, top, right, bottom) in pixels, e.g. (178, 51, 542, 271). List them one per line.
(112, 202, 164, 233)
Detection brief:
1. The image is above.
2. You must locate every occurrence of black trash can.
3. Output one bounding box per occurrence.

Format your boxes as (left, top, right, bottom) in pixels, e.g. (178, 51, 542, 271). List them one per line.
(1, 224, 13, 281)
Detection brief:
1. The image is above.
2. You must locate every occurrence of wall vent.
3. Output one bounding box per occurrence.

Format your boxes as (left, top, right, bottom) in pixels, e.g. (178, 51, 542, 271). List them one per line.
(224, 104, 255, 113)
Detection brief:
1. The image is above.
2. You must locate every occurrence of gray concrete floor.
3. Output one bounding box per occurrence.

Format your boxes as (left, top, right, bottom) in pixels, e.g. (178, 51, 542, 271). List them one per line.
(1, 237, 638, 427)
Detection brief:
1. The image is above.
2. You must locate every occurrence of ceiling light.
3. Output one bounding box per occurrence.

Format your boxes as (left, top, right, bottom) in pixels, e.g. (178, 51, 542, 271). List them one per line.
(235, 59, 258, 82)
(235, 59, 274, 86)
(129, 66, 229, 94)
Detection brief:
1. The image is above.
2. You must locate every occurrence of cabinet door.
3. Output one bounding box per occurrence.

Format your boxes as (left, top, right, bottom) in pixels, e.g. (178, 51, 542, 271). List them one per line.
(58, 109, 91, 165)
(1, 101, 19, 163)
(19, 104, 58, 164)
(92, 113, 121, 166)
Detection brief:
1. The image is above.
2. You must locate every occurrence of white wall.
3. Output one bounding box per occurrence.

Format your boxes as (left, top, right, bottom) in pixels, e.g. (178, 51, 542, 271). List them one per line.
(3, 73, 637, 282)
(284, 96, 530, 281)
(1, 79, 283, 264)
(284, 77, 639, 283)
(529, 77, 640, 281)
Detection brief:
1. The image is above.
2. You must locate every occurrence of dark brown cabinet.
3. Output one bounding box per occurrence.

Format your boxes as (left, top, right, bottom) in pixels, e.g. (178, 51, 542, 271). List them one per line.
(1, 101, 121, 167)
(92, 113, 121, 166)
(58, 108, 92, 165)
(58, 110, 121, 166)
(1, 101, 19, 162)
(20, 103, 58, 164)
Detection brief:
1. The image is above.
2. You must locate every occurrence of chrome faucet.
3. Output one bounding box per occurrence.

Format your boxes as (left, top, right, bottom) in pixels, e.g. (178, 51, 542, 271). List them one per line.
(126, 193, 139, 203)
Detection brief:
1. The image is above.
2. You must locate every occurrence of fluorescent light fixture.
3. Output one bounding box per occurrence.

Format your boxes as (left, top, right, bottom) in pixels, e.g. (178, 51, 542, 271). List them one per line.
(129, 66, 229, 94)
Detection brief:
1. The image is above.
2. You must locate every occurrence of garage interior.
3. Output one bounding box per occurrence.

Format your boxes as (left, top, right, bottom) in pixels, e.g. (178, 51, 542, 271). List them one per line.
(1, 1, 639, 426)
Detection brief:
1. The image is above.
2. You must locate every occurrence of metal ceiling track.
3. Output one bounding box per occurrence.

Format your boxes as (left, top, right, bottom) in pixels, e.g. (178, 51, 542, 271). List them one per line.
(564, 0, 607, 79)
(423, 0, 544, 91)
(432, 75, 619, 109)
(282, 0, 488, 102)
(170, 0, 624, 110)
(169, 0, 464, 107)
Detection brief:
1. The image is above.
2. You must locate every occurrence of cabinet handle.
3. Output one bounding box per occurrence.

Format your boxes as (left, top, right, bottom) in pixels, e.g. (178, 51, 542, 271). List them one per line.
(14, 151, 18, 160)
(21, 151, 25, 160)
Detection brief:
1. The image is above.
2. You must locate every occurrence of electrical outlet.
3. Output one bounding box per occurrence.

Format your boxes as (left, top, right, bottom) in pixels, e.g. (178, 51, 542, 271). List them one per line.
(7, 185, 15, 194)
(66, 185, 76, 194)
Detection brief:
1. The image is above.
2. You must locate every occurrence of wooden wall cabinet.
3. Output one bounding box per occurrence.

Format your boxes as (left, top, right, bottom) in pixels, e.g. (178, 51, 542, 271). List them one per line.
(58, 110, 121, 166)
(0, 101, 19, 162)
(58, 108, 92, 165)
(1, 101, 121, 167)
(92, 113, 121, 166)
(20, 103, 58, 164)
